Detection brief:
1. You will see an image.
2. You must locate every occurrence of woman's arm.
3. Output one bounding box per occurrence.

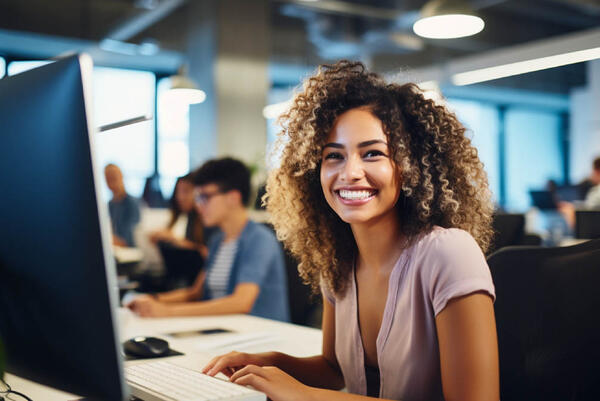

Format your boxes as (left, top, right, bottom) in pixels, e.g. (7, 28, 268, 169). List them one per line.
(203, 295, 344, 389)
(156, 270, 206, 303)
(436, 292, 499, 401)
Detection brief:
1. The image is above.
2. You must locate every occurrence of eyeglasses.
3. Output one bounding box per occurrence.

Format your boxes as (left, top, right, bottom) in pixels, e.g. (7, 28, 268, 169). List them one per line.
(0, 378, 33, 401)
(194, 190, 223, 205)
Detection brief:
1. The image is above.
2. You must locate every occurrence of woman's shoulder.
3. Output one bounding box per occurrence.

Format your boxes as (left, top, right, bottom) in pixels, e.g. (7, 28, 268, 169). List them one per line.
(409, 226, 488, 280)
(413, 226, 479, 256)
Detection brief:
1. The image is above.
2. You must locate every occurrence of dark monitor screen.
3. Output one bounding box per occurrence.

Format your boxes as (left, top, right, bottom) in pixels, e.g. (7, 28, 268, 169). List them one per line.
(555, 185, 582, 202)
(529, 190, 557, 210)
(575, 211, 600, 239)
(0, 55, 127, 400)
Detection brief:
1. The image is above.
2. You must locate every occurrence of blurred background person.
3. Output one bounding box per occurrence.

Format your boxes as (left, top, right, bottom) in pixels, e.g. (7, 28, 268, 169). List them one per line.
(148, 173, 214, 258)
(577, 156, 600, 201)
(104, 163, 140, 247)
(126, 157, 289, 321)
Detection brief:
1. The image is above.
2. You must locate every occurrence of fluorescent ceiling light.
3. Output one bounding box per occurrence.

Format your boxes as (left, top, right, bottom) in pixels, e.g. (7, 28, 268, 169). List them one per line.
(413, 14, 484, 39)
(452, 46, 600, 85)
(263, 100, 291, 120)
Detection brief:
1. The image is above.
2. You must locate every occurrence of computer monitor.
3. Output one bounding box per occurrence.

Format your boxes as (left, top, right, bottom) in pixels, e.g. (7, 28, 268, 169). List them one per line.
(529, 190, 557, 210)
(0, 55, 128, 400)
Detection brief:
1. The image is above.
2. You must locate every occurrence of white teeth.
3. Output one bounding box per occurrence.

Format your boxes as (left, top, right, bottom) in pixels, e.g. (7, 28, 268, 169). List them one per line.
(338, 189, 375, 200)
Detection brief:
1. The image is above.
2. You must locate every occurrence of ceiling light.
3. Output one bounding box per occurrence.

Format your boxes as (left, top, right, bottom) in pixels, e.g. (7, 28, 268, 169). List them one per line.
(165, 67, 206, 105)
(413, 0, 484, 39)
(452, 46, 600, 85)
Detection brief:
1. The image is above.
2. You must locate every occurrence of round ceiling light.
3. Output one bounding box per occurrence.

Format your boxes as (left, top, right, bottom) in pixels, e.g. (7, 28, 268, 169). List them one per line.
(413, 0, 484, 39)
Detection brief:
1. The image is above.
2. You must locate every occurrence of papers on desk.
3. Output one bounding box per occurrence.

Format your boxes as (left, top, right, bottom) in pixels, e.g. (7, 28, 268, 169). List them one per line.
(192, 331, 280, 353)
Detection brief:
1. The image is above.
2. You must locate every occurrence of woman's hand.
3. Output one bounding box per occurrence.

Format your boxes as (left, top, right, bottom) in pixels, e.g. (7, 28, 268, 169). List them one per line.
(148, 229, 175, 244)
(126, 295, 171, 317)
(230, 365, 316, 401)
(202, 351, 277, 377)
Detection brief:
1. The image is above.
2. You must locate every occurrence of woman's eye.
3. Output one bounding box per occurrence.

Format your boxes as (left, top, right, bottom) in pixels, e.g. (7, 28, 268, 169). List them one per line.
(324, 152, 343, 160)
(364, 150, 385, 158)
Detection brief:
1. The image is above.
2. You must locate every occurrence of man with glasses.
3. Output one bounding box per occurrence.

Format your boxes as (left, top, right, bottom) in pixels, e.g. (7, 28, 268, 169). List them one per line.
(127, 158, 290, 322)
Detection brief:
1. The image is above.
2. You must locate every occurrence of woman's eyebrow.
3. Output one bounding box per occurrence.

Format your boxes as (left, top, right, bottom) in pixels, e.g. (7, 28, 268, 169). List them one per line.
(358, 139, 387, 147)
(323, 139, 387, 149)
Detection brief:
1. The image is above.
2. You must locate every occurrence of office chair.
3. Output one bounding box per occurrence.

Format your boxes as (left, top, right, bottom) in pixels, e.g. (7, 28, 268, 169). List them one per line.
(487, 239, 600, 401)
(157, 241, 204, 290)
(575, 210, 600, 239)
(260, 223, 321, 326)
(488, 213, 541, 255)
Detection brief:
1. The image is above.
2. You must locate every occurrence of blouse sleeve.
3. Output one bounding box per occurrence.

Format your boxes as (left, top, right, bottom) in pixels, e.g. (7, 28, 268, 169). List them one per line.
(420, 228, 496, 316)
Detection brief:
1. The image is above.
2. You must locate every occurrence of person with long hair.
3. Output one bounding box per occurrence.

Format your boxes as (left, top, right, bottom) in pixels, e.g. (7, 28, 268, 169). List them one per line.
(149, 173, 209, 256)
(202, 61, 499, 401)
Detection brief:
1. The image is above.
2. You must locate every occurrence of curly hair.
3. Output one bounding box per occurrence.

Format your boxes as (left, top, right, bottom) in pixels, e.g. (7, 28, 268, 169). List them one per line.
(266, 60, 494, 296)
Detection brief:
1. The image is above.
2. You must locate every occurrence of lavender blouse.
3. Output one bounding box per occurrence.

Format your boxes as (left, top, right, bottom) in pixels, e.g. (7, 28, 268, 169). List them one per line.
(322, 227, 495, 401)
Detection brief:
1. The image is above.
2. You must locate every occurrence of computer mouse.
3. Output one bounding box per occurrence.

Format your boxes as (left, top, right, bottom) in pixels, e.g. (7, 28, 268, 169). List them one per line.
(123, 336, 170, 358)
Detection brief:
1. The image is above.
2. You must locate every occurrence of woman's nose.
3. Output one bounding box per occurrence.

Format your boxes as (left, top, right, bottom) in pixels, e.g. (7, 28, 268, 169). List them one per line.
(339, 155, 364, 182)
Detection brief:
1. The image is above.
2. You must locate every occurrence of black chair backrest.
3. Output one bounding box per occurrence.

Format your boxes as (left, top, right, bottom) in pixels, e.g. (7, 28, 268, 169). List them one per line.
(487, 239, 600, 401)
(260, 223, 320, 326)
(157, 241, 204, 289)
(575, 210, 600, 239)
(489, 213, 525, 255)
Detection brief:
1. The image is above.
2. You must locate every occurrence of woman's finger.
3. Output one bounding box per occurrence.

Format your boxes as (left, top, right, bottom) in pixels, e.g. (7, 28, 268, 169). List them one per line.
(229, 364, 266, 382)
(204, 352, 247, 376)
(232, 373, 269, 392)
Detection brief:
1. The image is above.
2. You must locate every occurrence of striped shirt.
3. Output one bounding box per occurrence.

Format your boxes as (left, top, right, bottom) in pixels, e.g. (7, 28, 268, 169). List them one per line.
(206, 239, 238, 298)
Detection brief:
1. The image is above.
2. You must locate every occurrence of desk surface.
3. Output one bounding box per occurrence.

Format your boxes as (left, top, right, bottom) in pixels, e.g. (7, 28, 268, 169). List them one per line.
(5, 309, 322, 400)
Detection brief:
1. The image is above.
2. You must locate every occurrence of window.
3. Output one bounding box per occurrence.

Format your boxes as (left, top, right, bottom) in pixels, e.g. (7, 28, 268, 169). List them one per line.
(93, 67, 156, 200)
(156, 77, 191, 198)
(447, 99, 500, 203)
(505, 109, 562, 211)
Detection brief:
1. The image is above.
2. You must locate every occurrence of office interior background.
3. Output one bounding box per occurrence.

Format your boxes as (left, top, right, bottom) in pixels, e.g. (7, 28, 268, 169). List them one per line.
(1, 0, 599, 226)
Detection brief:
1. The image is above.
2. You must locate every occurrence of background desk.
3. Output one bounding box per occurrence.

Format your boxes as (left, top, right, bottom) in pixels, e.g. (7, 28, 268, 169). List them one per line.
(5, 309, 323, 400)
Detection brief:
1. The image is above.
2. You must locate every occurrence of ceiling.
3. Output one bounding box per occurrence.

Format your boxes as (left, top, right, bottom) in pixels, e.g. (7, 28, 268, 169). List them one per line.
(0, 0, 598, 93)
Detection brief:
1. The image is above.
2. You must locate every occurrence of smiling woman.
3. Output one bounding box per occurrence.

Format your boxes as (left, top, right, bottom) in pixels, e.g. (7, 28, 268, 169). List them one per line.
(268, 61, 494, 296)
(204, 61, 499, 401)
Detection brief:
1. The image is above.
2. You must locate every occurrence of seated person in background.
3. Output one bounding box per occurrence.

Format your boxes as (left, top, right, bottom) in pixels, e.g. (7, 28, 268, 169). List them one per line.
(577, 156, 600, 200)
(203, 61, 498, 401)
(559, 156, 600, 227)
(583, 157, 600, 209)
(104, 163, 140, 247)
(127, 157, 290, 322)
(149, 173, 215, 258)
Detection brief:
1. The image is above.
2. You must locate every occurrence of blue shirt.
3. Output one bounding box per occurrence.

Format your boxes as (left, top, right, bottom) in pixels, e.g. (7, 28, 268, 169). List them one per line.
(202, 220, 290, 322)
(108, 194, 140, 247)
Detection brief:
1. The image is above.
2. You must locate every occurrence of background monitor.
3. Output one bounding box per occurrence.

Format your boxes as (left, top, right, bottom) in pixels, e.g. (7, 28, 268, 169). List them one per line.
(529, 190, 557, 210)
(0, 55, 128, 400)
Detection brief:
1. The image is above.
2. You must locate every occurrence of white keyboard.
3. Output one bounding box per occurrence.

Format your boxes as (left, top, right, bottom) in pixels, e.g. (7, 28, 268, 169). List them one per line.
(126, 361, 266, 401)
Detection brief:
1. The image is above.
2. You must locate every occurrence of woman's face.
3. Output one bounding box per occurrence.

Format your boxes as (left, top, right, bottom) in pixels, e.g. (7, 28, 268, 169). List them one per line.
(175, 180, 195, 213)
(320, 107, 401, 227)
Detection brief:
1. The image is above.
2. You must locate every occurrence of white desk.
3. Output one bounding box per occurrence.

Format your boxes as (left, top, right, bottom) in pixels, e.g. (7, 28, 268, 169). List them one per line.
(4, 309, 322, 400)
